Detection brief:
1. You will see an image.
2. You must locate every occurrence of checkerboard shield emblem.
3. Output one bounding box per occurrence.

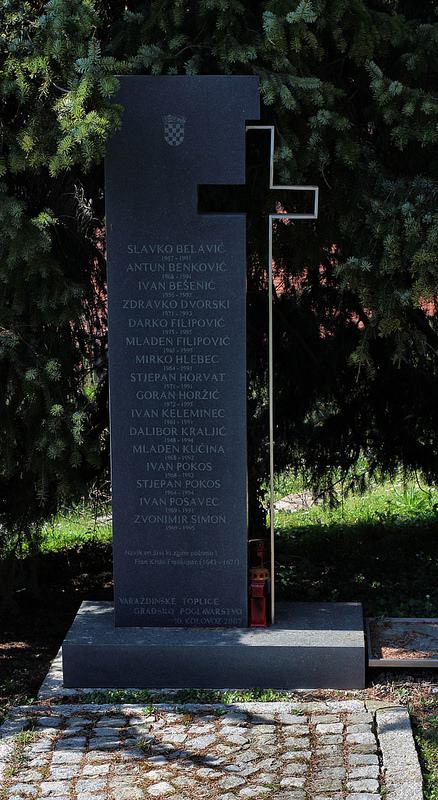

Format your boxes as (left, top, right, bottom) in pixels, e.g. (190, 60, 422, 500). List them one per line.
(163, 115, 186, 146)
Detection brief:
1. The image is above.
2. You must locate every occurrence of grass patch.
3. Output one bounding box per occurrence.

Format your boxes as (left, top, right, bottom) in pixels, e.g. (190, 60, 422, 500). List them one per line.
(411, 699, 438, 800)
(272, 472, 438, 617)
(40, 501, 112, 553)
(269, 469, 438, 522)
(71, 687, 296, 706)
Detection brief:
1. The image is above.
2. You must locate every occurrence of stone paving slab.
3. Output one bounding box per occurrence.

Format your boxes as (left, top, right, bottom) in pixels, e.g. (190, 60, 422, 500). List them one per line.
(0, 701, 423, 799)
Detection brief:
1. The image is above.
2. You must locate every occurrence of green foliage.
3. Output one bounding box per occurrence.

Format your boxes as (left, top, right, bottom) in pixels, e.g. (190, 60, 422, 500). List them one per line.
(2, 0, 438, 565)
(394, 486, 432, 515)
(412, 704, 438, 800)
(1, 0, 126, 175)
(0, 0, 120, 581)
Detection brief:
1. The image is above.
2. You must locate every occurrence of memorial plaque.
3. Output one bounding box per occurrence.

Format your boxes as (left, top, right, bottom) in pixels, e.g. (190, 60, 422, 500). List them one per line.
(105, 76, 260, 627)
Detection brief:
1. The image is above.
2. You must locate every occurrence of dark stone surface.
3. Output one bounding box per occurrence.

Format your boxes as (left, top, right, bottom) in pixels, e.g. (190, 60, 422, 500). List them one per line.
(105, 77, 260, 627)
(62, 601, 365, 689)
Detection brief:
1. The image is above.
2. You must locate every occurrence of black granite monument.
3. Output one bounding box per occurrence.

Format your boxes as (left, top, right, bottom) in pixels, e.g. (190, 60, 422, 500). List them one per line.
(105, 76, 260, 627)
(60, 77, 366, 690)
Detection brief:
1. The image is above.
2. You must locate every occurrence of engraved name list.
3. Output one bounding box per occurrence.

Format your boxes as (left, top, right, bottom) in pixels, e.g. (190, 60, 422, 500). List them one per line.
(125, 242, 230, 533)
(105, 76, 260, 627)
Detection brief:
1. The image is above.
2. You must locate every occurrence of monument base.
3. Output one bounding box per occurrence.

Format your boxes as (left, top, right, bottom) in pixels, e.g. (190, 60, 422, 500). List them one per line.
(62, 601, 365, 690)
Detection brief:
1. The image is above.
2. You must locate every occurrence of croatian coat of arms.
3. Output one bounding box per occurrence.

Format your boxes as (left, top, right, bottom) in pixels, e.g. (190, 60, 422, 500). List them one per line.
(163, 114, 186, 146)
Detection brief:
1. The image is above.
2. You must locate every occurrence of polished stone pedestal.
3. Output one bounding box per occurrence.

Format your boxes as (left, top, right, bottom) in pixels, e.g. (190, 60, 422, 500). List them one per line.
(61, 601, 365, 690)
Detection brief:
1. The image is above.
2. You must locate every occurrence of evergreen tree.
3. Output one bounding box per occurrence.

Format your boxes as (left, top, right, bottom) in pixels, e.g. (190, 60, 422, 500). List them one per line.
(0, 0, 122, 569)
(2, 0, 438, 560)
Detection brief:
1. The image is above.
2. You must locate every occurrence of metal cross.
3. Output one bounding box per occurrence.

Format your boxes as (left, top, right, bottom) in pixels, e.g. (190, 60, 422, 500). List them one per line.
(246, 126, 319, 624)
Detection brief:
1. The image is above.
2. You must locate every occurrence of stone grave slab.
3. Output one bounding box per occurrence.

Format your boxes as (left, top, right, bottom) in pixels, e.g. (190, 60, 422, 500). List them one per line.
(62, 601, 365, 689)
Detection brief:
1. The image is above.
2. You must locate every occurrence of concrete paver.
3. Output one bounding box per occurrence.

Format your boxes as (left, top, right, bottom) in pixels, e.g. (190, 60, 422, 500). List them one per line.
(0, 701, 423, 799)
